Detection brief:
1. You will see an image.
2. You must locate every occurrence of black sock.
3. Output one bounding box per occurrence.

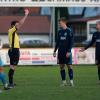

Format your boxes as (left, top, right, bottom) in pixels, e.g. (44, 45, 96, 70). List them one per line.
(8, 69, 14, 85)
(60, 69, 66, 81)
(98, 68, 100, 80)
(68, 69, 73, 80)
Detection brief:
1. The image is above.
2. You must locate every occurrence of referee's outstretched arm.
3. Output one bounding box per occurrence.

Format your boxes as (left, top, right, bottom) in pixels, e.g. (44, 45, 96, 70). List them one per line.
(15, 9, 29, 30)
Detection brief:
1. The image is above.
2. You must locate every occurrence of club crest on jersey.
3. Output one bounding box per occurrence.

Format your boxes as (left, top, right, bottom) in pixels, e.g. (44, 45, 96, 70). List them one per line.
(64, 32, 67, 36)
(60, 36, 66, 40)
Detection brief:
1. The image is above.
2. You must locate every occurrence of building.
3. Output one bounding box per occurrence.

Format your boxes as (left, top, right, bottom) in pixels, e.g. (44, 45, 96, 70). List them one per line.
(68, 16, 100, 43)
(0, 16, 50, 47)
(67, 7, 100, 44)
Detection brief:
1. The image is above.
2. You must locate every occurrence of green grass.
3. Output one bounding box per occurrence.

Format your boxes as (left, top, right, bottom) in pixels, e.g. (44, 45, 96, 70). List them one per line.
(0, 65, 100, 100)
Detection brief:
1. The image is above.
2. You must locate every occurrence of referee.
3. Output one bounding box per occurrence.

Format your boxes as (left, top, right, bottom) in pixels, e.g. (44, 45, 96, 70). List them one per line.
(80, 21, 100, 84)
(53, 17, 74, 86)
(8, 9, 29, 88)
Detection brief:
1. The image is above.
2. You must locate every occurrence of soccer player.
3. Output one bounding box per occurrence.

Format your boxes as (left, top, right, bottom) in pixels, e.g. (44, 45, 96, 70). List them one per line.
(8, 9, 29, 88)
(53, 17, 74, 86)
(0, 56, 9, 90)
(80, 21, 100, 84)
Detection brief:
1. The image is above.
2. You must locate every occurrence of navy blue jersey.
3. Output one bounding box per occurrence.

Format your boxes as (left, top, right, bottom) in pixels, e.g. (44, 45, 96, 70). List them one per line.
(54, 27, 74, 53)
(85, 32, 100, 55)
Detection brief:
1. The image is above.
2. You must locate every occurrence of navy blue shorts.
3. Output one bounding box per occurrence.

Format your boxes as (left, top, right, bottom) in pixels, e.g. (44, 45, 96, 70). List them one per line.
(96, 55, 100, 65)
(8, 48, 20, 65)
(57, 51, 72, 65)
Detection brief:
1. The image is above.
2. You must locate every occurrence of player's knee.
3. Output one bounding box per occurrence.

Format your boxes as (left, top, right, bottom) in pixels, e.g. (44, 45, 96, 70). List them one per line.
(60, 64, 65, 70)
(67, 65, 72, 69)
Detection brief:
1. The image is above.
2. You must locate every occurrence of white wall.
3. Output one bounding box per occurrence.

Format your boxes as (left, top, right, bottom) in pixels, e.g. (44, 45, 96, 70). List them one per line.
(87, 19, 100, 40)
(0, 35, 8, 44)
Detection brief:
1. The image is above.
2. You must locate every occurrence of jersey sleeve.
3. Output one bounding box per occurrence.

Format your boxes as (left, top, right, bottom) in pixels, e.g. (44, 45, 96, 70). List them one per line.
(67, 29, 74, 52)
(85, 33, 96, 50)
(54, 31, 60, 52)
(9, 26, 17, 33)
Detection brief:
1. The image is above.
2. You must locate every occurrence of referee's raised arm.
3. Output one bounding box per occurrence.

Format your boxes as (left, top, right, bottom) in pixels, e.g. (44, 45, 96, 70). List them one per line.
(15, 9, 29, 30)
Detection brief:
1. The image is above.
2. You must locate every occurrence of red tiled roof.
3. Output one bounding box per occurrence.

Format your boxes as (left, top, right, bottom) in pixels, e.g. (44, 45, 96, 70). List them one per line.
(0, 16, 50, 34)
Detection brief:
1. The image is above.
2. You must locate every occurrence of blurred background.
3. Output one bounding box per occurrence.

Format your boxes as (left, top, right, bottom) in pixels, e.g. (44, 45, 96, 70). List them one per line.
(0, 7, 100, 48)
(0, 7, 100, 65)
(0, 7, 52, 48)
(55, 7, 100, 47)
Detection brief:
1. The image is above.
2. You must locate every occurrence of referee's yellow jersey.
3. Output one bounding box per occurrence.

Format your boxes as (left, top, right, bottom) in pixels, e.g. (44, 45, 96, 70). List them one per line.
(8, 26, 20, 48)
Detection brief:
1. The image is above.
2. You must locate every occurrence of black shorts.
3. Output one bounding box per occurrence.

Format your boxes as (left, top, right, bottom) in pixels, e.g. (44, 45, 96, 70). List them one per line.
(57, 51, 72, 65)
(8, 48, 20, 65)
(96, 55, 100, 65)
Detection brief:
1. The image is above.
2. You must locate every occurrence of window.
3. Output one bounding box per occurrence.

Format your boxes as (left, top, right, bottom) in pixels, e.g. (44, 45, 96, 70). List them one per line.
(89, 24, 96, 34)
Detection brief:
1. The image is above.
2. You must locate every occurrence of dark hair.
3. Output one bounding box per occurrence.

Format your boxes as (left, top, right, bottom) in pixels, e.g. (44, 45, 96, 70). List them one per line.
(59, 17, 67, 24)
(11, 20, 19, 27)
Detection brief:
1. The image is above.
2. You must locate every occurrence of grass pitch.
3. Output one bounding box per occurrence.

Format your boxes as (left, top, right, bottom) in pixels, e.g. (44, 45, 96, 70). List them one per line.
(0, 65, 100, 100)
